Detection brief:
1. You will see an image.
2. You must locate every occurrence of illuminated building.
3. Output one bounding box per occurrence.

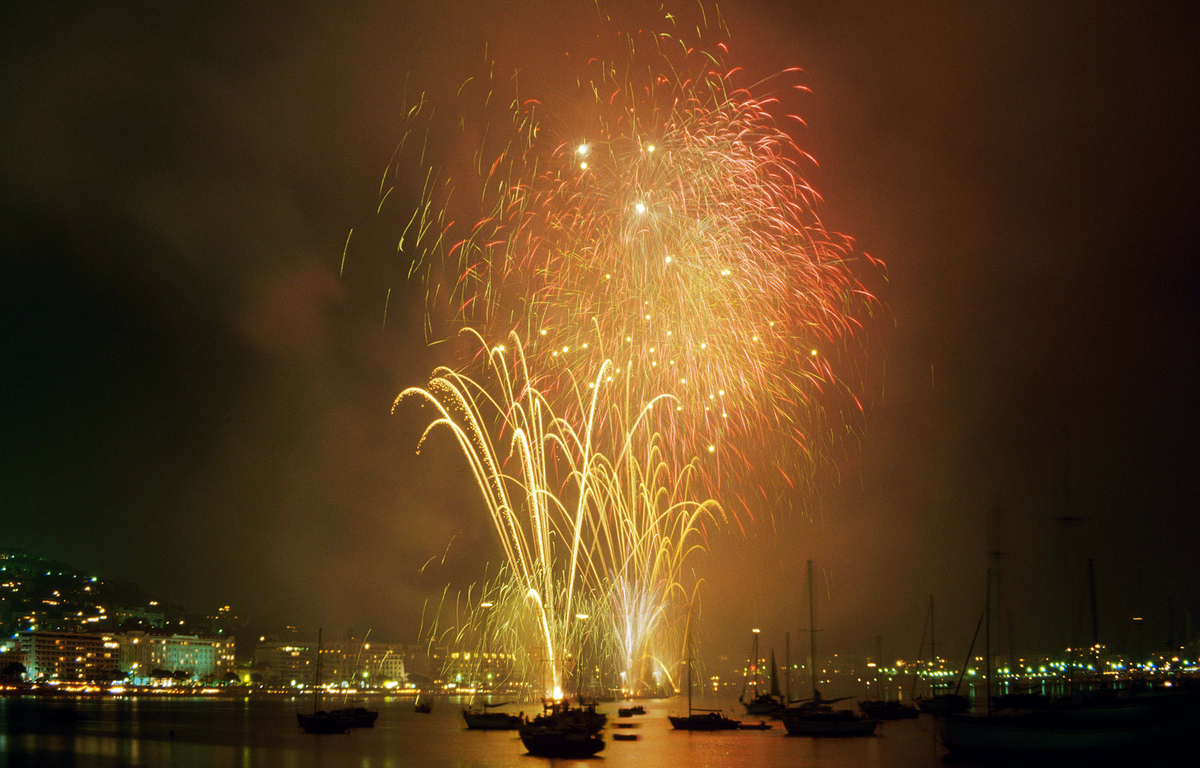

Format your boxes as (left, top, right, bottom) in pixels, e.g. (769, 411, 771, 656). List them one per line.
(253, 641, 315, 685)
(20, 631, 119, 681)
(117, 631, 236, 682)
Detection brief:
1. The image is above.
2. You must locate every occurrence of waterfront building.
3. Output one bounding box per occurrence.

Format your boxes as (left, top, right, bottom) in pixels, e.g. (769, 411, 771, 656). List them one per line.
(253, 641, 315, 686)
(315, 640, 415, 686)
(20, 630, 119, 681)
(117, 631, 236, 682)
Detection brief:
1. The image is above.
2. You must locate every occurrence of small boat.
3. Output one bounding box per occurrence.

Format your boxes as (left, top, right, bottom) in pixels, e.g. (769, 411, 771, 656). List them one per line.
(781, 561, 878, 738)
(518, 723, 605, 757)
(860, 636, 919, 720)
(528, 698, 606, 733)
(297, 710, 352, 734)
(738, 720, 773, 730)
(741, 633, 785, 717)
(915, 692, 970, 714)
(462, 702, 523, 730)
(612, 732, 639, 741)
(937, 698, 1191, 755)
(781, 705, 879, 736)
(940, 569, 1191, 756)
(517, 698, 607, 757)
(743, 691, 784, 717)
(297, 629, 352, 734)
(669, 656, 741, 731)
(617, 705, 645, 717)
(859, 699, 920, 720)
(413, 696, 432, 714)
(669, 710, 743, 730)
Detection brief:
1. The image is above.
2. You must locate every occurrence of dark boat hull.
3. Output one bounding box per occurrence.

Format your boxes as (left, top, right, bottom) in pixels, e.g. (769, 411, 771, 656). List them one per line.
(462, 709, 522, 730)
(859, 700, 920, 720)
(781, 712, 878, 736)
(668, 713, 741, 731)
(743, 694, 783, 717)
(519, 726, 605, 757)
(296, 711, 351, 734)
(916, 694, 970, 714)
(939, 694, 1195, 755)
(938, 711, 1185, 754)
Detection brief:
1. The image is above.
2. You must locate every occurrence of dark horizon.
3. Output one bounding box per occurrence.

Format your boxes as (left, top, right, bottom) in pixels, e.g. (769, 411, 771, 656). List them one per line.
(3, 0, 1198, 672)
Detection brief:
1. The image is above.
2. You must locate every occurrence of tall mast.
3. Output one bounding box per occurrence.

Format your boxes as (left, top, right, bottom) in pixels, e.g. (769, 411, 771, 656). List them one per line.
(876, 634, 883, 700)
(930, 595, 936, 668)
(808, 559, 817, 701)
(314, 628, 323, 715)
(1088, 558, 1099, 646)
(785, 631, 791, 703)
(984, 569, 992, 717)
(687, 655, 693, 715)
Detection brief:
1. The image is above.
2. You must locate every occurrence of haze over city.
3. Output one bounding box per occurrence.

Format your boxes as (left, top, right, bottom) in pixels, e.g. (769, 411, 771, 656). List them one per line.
(3, 0, 1198, 679)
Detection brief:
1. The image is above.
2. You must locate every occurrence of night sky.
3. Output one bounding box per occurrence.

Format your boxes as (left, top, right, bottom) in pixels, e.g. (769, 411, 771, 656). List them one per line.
(3, 0, 1198, 669)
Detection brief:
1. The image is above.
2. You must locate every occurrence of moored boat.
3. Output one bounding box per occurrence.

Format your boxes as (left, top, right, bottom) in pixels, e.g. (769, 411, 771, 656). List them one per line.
(528, 698, 606, 733)
(297, 629, 351, 734)
(462, 704, 524, 730)
(670, 654, 742, 730)
(668, 710, 743, 730)
(518, 723, 605, 757)
(859, 699, 920, 720)
(782, 562, 878, 738)
(740, 631, 785, 717)
(937, 707, 1188, 755)
(915, 692, 969, 714)
(296, 710, 352, 734)
(781, 707, 879, 736)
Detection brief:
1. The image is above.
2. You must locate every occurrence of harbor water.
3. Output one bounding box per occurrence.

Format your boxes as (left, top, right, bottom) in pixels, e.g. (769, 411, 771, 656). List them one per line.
(0, 694, 1193, 767)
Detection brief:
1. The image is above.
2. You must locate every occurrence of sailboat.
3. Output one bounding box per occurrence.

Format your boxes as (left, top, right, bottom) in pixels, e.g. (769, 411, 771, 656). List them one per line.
(859, 635, 918, 720)
(462, 701, 524, 730)
(913, 595, 969, 715)
(296, 629, 352, 734)
(518, 697, 607, 756)
(669, 655, 741, 730)
(329, 634, 379, 727)
(937, 567, 1192, 755)
(741, 630, 784, 716)
(780, 561, 878, 737)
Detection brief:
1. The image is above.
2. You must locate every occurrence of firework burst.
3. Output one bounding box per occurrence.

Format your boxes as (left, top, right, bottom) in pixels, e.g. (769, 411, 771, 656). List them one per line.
(401, 17, 881, 514)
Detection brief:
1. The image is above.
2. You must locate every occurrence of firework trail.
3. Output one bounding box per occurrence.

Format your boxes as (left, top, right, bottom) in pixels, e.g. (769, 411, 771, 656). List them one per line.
(396, 329, 720, 696)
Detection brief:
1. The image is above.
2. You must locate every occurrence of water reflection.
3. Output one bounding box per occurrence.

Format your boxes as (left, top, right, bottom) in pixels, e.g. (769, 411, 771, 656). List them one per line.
(1, 695, 1192, 768)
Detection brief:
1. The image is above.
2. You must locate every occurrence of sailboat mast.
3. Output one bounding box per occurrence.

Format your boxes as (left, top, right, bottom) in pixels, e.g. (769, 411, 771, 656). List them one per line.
(785, 632, 791, 703)
(687, 656, 693, 715)
(876, 634, 883, 700)
(985, 569, 992, 717)
(314, 628, 323, 715)
(808, 559, 817, 701)
(930, 595, 936, 667)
